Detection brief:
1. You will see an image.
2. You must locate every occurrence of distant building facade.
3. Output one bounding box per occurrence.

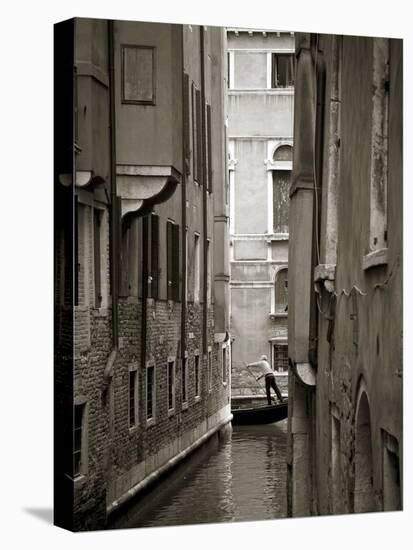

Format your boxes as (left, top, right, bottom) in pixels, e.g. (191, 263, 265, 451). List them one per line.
(54, 18, 231, 531)
(227, 29, 294, 398)
(287, 33, 402, 516)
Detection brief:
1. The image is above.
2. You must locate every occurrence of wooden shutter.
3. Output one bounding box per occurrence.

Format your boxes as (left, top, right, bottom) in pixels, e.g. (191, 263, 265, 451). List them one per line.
(167, 220, 173, 300)
(172, 223, 180, 301)
(192, 82, 197, 180)
(196, 88, 202, 185)
(74, 196, 78, 306)
(206, 103, 212, 193)
(93, 208, 102, 307)
(150, 214, 159, 299)
(183, 73, 191, 174)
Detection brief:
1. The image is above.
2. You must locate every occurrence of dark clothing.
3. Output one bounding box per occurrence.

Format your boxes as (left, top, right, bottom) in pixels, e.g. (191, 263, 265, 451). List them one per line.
(265, 373, 283, 405)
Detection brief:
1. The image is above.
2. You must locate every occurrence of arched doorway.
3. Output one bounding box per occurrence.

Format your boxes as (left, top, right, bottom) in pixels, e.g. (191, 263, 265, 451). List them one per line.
(354, 391, 376, 513)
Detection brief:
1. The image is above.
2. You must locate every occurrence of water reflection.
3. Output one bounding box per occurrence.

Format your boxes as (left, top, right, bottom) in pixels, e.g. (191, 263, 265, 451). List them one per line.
(109, 420, 287, 529)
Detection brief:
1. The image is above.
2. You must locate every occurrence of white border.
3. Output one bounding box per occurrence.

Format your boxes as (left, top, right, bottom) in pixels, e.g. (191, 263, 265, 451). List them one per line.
(2, 1, 411, 549)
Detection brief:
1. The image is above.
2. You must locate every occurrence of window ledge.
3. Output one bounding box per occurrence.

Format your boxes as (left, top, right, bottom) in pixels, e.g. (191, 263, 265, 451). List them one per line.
(128, 425, 139, 434)
(168, 408, 175, 418)
(146, 418, 156, 428)
(222, 381, 228, 387)
(182, 402, 189, 411)
(195, 395, 201, 403)
(362, 248, 388, 271)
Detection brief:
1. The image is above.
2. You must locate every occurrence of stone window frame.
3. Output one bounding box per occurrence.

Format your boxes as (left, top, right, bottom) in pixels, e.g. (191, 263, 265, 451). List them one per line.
(270, 52, 295, 89)
(145, 359, 156, 427)
(270, 337, 288, 373)
(73, 396, 89, 483)
(167, 356, 176, 416)
(128, 363, 139, 431)
(270, 264, 288, 318)
(265, 140, 293, 238)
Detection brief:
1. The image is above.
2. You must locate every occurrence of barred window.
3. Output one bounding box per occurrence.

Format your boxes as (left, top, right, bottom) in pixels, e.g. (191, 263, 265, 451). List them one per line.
(272, 343, 288, 372)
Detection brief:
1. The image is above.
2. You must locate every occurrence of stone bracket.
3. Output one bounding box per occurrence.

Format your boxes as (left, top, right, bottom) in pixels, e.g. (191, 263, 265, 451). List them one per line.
(292, 361, 316, 387)
(116, 164, 181, 219)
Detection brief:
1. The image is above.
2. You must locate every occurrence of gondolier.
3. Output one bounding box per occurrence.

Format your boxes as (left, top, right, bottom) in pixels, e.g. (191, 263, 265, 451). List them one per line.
(246, 355, 284, 406)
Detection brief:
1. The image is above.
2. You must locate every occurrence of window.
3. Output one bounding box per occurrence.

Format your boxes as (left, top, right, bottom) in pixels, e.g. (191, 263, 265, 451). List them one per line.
(73, 403, 85, 477)
(194, 352, 200, 398)
(271, 53, 295, 88)
(222, 346, 227, 383)
(194, 233, 200, 303)
(167, 360, 175, 411)
(146, 364, 155, 422)
(274, 268, 288, 314)
(182, 356, 188, 406)
(183, 72, 191, 175)
(74, 197, 79, 306)
(129, 369, 137, 428)
(208, 348, 212, 391)
(273, 171, 290, 233)
(149, 214, 159, 299)
(192, 83, 203, 183)
(93, 208, 102, 307)
(206, 239, 211, 305)
(122, 45, 156, 105)
(206, 103, 212, 193)
(272, 343, 288, 372)
(167, 220, 180, 301)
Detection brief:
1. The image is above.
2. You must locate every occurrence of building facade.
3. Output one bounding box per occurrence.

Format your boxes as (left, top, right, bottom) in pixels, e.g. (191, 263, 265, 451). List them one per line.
(227, 29, 294, 398)
(287, 33, 402, 516)
(54, 18, 231, 531)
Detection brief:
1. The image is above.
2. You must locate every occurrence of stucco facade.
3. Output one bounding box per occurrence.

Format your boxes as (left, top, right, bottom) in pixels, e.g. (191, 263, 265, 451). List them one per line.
(227, 30, 294, 398)
(54, 18, 231, 531)
(287, 33, 402, 517)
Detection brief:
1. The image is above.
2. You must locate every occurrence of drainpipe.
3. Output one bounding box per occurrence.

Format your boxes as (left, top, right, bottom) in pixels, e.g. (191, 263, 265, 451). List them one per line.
(200, 26, 208, 354)
(181, 26, 187, 366)
(104, 19, 119, 384)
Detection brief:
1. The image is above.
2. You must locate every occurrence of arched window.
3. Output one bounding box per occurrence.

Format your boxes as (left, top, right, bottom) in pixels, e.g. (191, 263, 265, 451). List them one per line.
(273, 145, 292, 233)
(273, 144, 293, 162)
(274, 268, 288, 314)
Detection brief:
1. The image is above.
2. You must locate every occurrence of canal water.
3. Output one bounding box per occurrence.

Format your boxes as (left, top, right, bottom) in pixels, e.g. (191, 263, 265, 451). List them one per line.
(109, 419, 287, 529)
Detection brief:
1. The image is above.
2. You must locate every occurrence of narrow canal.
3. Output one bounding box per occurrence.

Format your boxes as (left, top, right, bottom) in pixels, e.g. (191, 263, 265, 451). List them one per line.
(109, 419, 287, 529)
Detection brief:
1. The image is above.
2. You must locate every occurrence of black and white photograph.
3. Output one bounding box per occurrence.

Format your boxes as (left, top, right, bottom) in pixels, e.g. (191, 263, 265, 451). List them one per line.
(1, 1, 411, 548)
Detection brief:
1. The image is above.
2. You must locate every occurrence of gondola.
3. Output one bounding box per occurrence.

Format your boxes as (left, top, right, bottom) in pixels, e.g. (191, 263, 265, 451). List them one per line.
(231, 400, 288, 426)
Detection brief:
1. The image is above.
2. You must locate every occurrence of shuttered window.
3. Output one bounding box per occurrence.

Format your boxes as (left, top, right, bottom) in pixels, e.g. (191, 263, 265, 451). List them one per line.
(196, 87, 202, 184)
(74, 197, 79, 306)
(93, 208, 102, 307)
(192, 83, 198, 181)
(172, 223, 180, 302)
(149, 214, 159, 299)
(183, 72, 191, 175)
(167, 220, 180, 301)
(206, 103, 212, 193)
